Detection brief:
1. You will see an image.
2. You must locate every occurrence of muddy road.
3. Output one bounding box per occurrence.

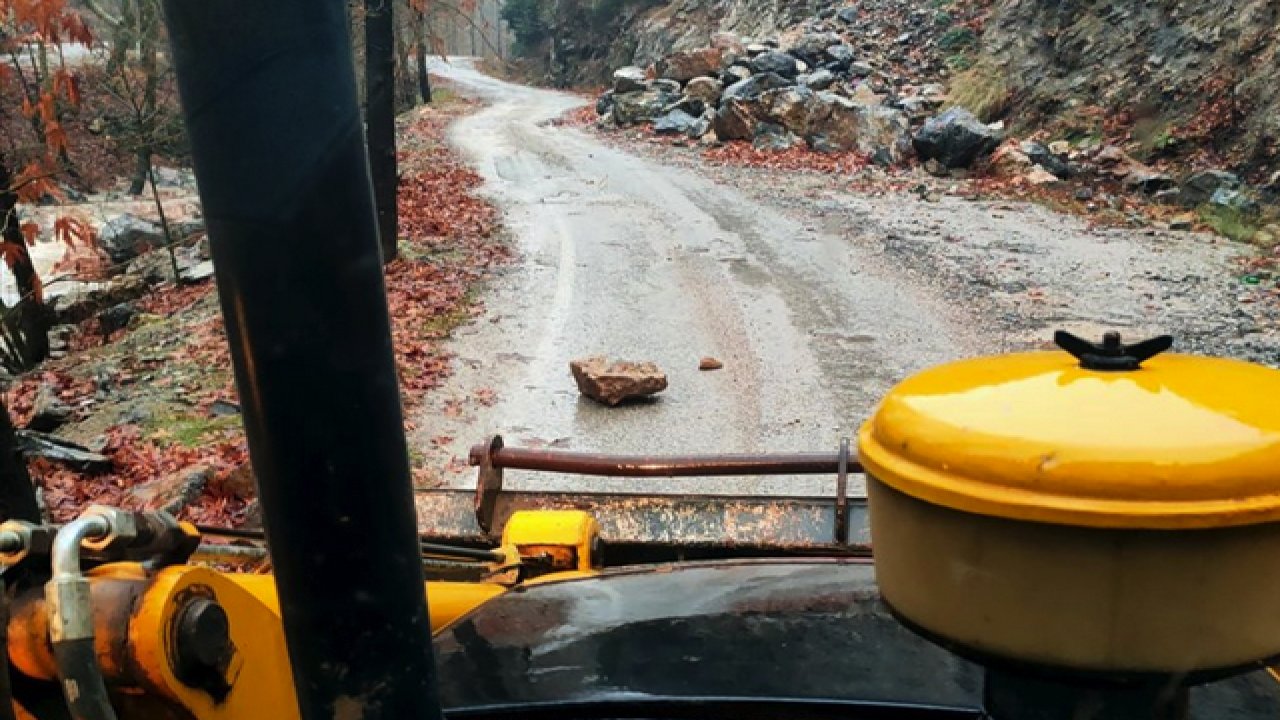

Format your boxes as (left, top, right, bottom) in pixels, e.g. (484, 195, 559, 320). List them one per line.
(415, 59, 1277, 498)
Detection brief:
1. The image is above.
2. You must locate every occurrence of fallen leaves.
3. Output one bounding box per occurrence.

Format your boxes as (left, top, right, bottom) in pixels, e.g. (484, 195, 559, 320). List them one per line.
(9, 100, 508, 525)
(701, 141, 870, 174)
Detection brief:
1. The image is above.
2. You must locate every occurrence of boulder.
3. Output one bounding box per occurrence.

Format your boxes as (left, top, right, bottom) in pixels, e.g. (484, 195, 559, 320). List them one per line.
(98, 214, 164, 264)
(570, 356, 668, 406)
(596, 90, 615, 116)
(651, 79, 682, 95)
(722, 72, 792, 103)
(612, 66, 648, 93)
(721, 65, 753, 86)
(654, 109, 699, 135)
(1024, 166, 1063, 186)
(665, 95, 706, 117)
(760, 86, 821, 135)
(808, 94, 911, 160)
(99, 301, 139, 335)
(684, 77, 724, 106)
(989, 139, 1033, 177)
(27, 383, 72, 432)
(803, 69, 837, 90)
(712, 98, 759, 140)
(754, 123, 800, 151)
(656, 48, 723, 82)
(688, 112, 713, 139)
(1180, 169, 1241, 206)
(749, 50, 800, 79)
(1020, 141, 1069, 178)
(612, 89, 674, 125)
(786, 32, 843, 65)
(710, 32, 745, 55)
(1123, 168, 1177, 194)
(825, 43, 855, 68)
(128, 465, 213, 514)
(912, 107, 1001, 169)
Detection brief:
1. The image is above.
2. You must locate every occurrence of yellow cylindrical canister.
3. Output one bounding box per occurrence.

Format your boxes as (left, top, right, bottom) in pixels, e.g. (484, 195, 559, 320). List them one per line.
(859, 340, 1280, 674)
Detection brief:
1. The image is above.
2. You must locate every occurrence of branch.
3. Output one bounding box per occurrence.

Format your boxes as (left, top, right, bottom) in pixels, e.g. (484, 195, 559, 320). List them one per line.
(81, 0, 125, 28)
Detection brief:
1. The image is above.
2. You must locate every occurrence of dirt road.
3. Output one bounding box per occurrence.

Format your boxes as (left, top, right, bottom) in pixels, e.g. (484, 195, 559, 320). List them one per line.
(416, 59, 1277, 497)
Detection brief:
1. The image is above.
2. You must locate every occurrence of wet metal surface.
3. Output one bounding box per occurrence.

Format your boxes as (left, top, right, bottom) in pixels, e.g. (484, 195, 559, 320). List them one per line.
(415, 488, 871, 550)
(433, 561, 1280, 717)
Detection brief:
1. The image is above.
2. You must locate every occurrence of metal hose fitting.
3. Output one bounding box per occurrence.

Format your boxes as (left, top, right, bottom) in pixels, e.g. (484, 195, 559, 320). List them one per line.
(45, 514, 117, 720)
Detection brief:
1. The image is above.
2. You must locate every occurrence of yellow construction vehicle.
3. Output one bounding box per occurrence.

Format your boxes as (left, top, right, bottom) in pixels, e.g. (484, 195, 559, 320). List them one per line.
(2, 1, 1279, 719)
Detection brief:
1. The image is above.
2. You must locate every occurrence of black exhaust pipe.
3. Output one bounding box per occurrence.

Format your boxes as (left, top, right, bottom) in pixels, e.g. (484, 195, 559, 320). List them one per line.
(161, 2, 442, 718)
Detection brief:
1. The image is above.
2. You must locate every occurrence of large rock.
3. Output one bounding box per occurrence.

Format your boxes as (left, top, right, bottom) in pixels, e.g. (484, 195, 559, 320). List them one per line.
(722, 72, 791, 103)
(749, 50, 800, 79)
(570, 356, 667, 406)
(760, 86, 822, 136)
(754, 122, 799, 151)
(1180, 169, 1241, 206)
(808, 94, 911, 160)
(98, 214, 164, 264)
(687, 111, 714, 139)
(721, 65, 753, 86)
(684, 77, 724, 106)
(1020, 141, 1069, 178)
(824, 43, 855, 69)
(786, 32, 843, 65)
(612, 66, 648, 93)
(912, 107, 1001, 168)
(27, 383, 71, 432)
(1209, 187, 1261, 215)
(612, 89, 675, 125)
(656, 48, 723, 82)
(654, 109, 699, 135)
(596, 91, 615, 116)
(803, 69, 837, 90)
(713, 98, 759, 140)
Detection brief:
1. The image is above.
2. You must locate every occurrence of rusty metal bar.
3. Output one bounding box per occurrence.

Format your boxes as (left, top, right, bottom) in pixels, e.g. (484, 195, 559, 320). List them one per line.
(468, 441, 861, 477)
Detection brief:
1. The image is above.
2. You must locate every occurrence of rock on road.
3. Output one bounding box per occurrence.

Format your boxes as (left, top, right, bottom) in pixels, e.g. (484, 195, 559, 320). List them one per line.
(415, 59, 1265, 498)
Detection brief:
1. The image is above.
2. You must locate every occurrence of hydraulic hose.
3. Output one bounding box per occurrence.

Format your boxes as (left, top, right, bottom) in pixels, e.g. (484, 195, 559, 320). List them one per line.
(45, 515, 116, 720)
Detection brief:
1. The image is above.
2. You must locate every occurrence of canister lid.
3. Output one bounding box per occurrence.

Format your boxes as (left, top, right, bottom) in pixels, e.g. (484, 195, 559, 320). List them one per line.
(859, 332, 1280, 529)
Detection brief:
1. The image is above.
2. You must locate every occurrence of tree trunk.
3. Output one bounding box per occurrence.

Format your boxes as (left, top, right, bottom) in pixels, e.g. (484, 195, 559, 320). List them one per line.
(365, 0, 398, 264)
(0, 158, 50, 371)
(0, 402, 40, 523)
(128, 147, 151, 195)
(414, 13, 432, 104)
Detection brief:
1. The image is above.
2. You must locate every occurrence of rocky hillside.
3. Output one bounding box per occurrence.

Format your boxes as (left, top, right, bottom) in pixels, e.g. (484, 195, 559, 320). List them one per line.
(527, 0, 1279, 219)
(982, 0, 1278, 179)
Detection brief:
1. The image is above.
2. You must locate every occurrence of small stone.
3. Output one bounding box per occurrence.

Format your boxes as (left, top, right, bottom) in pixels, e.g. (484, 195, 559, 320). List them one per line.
(570, 356, 668, 406)
(924, 158, 949, 177)
(749, 50, 801, 79)
(1048, 140, 1071, 156)
(1074, 187, 1095, 201)
(1169, 213, 1195, 231)
(1024, 166, 1061, 186)
(699, 357, 724, 370)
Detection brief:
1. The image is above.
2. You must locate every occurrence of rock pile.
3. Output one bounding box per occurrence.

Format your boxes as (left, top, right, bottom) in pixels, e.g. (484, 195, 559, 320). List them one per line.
(597, 35, 950, 165)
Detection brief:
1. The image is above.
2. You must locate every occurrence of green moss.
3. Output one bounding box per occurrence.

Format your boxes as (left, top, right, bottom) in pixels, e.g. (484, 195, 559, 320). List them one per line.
(945, 53, 974, 71)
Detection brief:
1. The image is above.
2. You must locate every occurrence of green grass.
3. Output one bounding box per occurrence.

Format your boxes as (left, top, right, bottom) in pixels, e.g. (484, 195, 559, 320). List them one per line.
(1198, 204, 1261, 243)
(946, 60, 1010, 121)
(937, 27, 977, 53)
(146, 414, 242, 448)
